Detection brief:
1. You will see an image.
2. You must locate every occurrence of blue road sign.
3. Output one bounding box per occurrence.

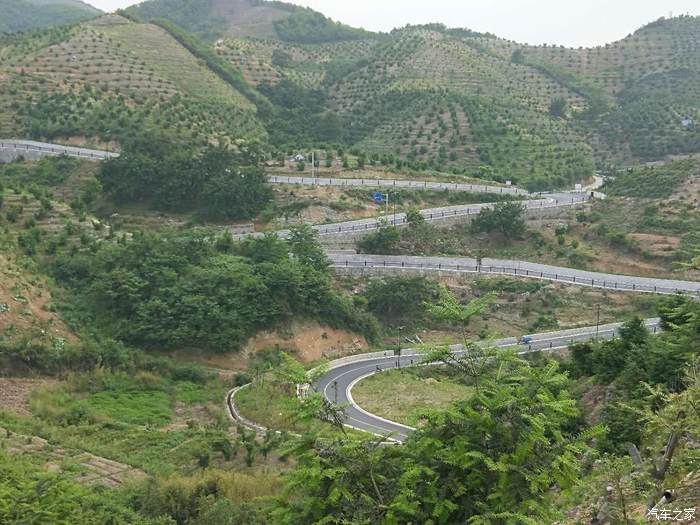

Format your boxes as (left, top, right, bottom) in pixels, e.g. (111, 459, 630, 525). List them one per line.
(373, 191, 384, 204)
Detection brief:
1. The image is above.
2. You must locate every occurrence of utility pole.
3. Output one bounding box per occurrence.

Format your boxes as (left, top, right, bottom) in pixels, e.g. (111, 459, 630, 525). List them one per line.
(395, 326, 404, 368)
(595, 304, 601, 341)
(392, 192, 397, 225)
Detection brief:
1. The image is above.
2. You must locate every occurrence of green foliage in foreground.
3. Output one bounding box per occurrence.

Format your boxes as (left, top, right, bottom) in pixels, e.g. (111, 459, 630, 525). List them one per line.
(0, 450, 165, 525)
(567, 295, 700, 455)
(568, 297, 699, 393)
(271, 296, 700, 524)
(274, 352, 595, 524)
(50, 228, 379, 352)
(99, 133, 272, 220)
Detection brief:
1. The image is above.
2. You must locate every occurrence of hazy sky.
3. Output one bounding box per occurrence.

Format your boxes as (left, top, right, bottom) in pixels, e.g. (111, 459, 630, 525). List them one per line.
(86, 0, 699, 47)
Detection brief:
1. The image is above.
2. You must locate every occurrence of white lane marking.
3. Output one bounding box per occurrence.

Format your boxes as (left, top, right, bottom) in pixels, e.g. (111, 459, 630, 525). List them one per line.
(346, 371, 417, 432)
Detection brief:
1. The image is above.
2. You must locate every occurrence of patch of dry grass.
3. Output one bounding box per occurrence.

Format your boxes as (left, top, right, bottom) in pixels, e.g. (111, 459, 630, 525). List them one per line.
(351, 368, 473, 426)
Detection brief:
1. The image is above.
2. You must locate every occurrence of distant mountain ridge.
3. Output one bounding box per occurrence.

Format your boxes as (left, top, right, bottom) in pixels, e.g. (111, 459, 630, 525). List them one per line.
(125, 0, 374, 42)
(0, 0, 101, 33)
(2, 11, 700, 190)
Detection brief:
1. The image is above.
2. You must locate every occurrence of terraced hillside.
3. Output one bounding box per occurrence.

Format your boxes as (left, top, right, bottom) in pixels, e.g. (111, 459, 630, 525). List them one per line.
(215, 38, 377, 89)
(210, 16, 700, 184)
(0, 0, 100, 34)
(474, 15, 700, 163)
(4, 9, 700, 190)
(0, 14, 266, 147)
(215, 25, 595, 188)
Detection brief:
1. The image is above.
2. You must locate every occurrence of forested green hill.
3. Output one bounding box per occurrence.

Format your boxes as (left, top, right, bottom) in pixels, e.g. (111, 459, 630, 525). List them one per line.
(0, 0, 100, 33)
(125, 0, 373, 42)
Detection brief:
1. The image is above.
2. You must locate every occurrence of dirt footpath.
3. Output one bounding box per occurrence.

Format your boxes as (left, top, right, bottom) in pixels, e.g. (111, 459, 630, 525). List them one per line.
(0, 377, 57, 416)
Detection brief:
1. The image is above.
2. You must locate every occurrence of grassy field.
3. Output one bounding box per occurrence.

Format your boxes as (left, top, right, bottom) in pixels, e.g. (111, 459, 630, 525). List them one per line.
(351, 367, 474, 427)
(0, 371, 236, 474)
(235, 381, 361, 437)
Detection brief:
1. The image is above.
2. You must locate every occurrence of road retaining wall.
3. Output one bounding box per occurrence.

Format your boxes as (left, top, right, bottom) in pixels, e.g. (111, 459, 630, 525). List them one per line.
(319, 204, 581, 246)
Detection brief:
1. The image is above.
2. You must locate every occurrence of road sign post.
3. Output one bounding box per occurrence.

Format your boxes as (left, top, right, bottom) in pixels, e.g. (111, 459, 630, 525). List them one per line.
(373, 191, 390, 221)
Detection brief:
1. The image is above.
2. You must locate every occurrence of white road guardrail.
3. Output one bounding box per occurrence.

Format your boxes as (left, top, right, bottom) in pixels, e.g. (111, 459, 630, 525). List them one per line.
(0, 140, 118, 160)
(268, 175, 528, 195)
(331, 258, 700, 297)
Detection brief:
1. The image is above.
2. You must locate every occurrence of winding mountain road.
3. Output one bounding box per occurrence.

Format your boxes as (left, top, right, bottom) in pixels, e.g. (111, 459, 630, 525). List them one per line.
(6, 140, 695, 442)
(233, 192, 588, 240)
(268, 174, 528, 195)
(313, 318, 663, 442)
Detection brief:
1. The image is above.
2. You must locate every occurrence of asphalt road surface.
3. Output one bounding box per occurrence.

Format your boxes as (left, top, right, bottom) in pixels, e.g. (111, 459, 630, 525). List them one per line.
(268, 174, 527, 195)
(313, 318, 662, 442)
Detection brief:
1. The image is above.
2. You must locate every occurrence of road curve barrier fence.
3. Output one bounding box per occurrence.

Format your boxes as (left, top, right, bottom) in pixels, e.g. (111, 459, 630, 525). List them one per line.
(333, 259, 700, 297)
(310, 197, 587, 237)
(268, 175, 529, 195)
(0, 141, 118, 161)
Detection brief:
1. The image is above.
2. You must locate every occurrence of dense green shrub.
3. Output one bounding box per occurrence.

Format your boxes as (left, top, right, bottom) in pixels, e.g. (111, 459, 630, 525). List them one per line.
(50, 230, 378, 352)
(99, 133, 272, 220)
(471, 201, 526, 241)
(363, 276, 441, 325)
(273, 8, 372, 44)
(356, 224, 400, 254)
(0, 451, 160, 525)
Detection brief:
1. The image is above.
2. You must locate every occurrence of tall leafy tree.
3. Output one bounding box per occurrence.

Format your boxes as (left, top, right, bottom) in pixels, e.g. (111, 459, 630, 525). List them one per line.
(288, 224, 330, 271)
(471, 202, 527, 241)
(199, 145, 272, 220)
